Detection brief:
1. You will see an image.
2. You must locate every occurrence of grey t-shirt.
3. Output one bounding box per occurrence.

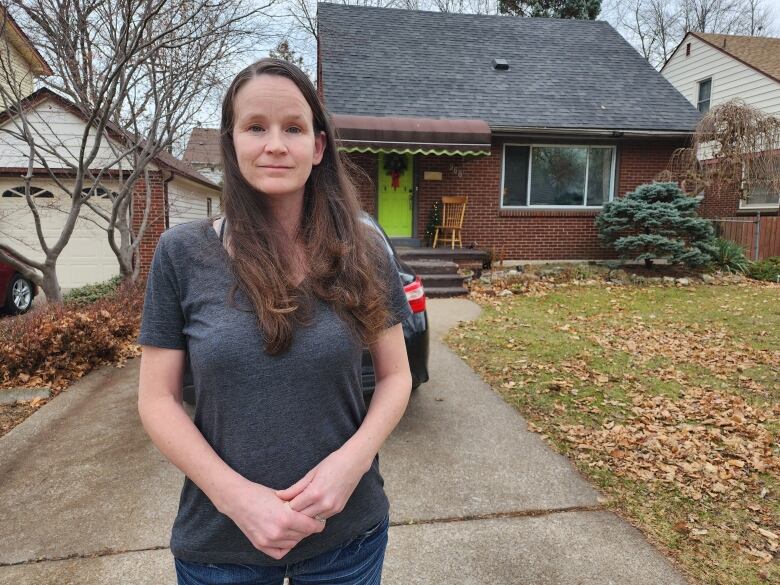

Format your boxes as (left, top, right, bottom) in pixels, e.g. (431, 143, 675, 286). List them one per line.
(137, 217, 412, 566)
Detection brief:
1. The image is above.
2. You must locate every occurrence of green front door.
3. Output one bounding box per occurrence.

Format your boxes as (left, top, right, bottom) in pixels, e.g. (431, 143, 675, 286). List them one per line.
(377, 153, 413, 237)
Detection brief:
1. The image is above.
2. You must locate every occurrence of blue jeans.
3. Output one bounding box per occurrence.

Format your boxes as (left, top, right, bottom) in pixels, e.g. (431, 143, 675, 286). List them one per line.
(174, 514, 389, 585)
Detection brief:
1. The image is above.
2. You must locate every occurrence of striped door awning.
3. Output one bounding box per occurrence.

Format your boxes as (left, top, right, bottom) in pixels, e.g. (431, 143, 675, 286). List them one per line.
(332, 114, 491, 156)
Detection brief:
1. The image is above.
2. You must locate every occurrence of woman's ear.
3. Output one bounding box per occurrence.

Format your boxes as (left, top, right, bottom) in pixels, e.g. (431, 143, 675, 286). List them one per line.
(313, 131, 326, 166)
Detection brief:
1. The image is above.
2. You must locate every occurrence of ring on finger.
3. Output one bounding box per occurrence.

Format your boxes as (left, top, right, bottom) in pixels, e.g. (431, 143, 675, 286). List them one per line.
(314, 514, 326, 524)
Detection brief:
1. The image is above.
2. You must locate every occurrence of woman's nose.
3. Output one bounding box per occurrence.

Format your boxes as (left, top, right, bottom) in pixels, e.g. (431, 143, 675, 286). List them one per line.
(264, 128, 288, 154)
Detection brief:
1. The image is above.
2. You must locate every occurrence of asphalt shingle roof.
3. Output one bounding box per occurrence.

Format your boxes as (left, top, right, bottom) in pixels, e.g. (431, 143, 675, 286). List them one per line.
(183, 128, 221, 166)
(692, 32, 780, 83)
(318, 3, 701, 133)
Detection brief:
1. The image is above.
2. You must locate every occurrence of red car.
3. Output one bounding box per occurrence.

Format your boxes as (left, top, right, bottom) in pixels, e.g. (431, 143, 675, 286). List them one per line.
(0, 261, 36, 315)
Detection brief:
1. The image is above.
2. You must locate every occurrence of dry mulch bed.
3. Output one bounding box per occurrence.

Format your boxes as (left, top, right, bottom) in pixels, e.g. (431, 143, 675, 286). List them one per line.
(0, 398, 48, 436)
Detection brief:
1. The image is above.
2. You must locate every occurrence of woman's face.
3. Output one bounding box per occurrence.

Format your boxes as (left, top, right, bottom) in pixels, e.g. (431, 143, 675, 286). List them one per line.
(232, 74, 326, 202)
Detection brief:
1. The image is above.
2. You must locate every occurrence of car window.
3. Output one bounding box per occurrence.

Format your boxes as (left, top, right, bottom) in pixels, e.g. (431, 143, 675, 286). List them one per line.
(359, 214, 395, 258)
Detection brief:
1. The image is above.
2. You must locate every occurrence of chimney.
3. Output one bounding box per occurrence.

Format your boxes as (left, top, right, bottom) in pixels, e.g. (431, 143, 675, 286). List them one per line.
(492, 58, 509, 71)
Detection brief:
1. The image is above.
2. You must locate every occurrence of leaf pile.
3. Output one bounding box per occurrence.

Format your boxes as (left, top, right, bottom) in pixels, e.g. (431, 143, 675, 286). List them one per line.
(0, 280, 144, 394)
(558, 383, 779, 503)
(587, 320, 780, 385)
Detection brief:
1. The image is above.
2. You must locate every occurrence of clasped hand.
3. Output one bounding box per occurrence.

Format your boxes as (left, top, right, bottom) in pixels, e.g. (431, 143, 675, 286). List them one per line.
(225, 447, 368, 560)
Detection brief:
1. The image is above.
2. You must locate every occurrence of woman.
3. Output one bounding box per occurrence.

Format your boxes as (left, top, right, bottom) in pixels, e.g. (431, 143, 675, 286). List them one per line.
(137, 58, 413, 585)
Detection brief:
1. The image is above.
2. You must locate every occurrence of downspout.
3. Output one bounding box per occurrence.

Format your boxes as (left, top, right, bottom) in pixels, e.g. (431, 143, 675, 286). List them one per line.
(162, 169, 174, 230)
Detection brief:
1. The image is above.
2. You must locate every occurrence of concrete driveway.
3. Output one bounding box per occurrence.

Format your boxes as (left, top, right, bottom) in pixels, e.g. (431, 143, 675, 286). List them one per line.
(0, 299, 691, 584)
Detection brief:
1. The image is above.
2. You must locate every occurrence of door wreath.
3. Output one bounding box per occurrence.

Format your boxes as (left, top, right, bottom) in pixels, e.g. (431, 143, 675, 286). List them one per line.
(384, 153, 408, 190)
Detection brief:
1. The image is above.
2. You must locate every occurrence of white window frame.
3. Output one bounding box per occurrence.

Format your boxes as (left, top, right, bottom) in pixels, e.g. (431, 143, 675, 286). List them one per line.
(697, 77, 712, 114)
(738, 158, 780, 210)
(500, 143, 617, 209)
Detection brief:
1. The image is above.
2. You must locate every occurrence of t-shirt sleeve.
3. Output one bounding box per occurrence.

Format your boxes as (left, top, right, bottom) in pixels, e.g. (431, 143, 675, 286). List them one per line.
(377, 243, 413, 329)
(137, 235, 187, 349)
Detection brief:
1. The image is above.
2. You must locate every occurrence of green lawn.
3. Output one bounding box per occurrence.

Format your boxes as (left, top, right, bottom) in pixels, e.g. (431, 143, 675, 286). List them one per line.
(446, 276, 779, 585)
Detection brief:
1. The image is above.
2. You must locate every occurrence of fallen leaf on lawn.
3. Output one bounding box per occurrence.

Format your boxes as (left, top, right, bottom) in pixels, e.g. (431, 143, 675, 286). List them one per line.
(744, 548, 773, 563)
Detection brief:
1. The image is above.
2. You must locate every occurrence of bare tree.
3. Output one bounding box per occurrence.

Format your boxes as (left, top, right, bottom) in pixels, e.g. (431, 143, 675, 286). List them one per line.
(666, 100, 780, 210)
(602, 0, 778, 69)
(0, 0, 272, 301)
(287, 0, 386, 42)
(739, 0, 775, 35)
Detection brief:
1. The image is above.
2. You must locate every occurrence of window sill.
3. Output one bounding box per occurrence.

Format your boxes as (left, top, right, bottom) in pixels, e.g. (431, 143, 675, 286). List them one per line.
(738, 205, 779, 211)
(499, 208, 602, 218)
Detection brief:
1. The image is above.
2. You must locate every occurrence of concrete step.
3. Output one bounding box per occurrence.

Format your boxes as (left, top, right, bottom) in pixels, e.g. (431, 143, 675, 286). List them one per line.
(404, 259, 460, 275)
(425, 286, 470, 298)
(419, 273, 467, 289)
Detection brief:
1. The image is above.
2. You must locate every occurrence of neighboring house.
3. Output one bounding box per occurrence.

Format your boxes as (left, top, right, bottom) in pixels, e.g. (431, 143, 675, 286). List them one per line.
(0, 7, 51, 102)
(317, 4, 701, 260)
(183, 127, 223, 185)
(0, 11, 220, 291)
(661, 32, 780, 216)
(0, 88, 221, 290)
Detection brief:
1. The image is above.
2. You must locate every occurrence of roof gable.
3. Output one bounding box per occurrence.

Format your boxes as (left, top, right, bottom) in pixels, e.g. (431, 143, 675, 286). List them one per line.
(0, 88, 217, 189)
(183, 128, 221, 166)
(0, 7, 52, 76)
(318, 3, 700, 133)
(691, 32, 780, 84)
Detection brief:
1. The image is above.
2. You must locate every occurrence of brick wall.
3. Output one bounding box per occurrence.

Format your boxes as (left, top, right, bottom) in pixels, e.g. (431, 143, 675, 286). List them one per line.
(131, 171, 167, 276)
(699, 173, 742, 218)
(617, 141, 685, 198)
(347, 138, 687, 260)
(345, 151, 378, 216)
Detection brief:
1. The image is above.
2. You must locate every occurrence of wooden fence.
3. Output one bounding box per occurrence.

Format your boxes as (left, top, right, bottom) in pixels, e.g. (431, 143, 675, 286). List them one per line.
(711, 215, 780, 260)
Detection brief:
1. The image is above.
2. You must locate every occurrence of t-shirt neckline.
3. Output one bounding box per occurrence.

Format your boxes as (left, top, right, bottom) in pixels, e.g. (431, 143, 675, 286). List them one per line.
(203, 217, 309, 290)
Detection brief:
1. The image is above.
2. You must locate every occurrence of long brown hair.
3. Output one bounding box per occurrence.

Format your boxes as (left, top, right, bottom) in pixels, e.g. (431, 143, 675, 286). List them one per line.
(220, 58, 391, 355)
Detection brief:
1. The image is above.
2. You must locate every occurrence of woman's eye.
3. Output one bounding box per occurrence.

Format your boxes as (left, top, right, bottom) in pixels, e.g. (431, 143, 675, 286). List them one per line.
(248, 124, 264, 133)
(287, 126, 302, 134)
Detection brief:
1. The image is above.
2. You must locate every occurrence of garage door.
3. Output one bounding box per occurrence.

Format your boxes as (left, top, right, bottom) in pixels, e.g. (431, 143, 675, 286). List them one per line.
(0, 181, 119, 291)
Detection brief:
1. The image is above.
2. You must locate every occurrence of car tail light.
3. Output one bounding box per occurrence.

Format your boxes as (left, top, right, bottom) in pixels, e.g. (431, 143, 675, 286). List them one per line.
(404, 277, 426, 313)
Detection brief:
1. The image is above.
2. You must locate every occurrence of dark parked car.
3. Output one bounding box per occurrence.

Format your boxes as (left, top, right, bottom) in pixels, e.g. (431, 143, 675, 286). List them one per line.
(359, 213, 429, 398)
(181, 215, 430, 404)
(0, 261, 36, 315)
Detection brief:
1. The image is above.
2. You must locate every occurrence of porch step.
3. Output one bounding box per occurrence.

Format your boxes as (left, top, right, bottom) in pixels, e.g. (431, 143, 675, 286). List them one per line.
(425, 286, 470, 298)
(400, 258, 469, 298)
(404, 259, 460, 275)
(418, 273, 466, 289)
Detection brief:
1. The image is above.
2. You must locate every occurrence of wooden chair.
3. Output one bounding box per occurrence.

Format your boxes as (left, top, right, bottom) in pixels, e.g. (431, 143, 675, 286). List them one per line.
(432, 196, 467, 249)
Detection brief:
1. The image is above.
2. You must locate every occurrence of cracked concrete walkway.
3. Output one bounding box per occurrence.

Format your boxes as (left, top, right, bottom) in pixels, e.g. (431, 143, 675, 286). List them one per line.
(0, 299, 691, 584)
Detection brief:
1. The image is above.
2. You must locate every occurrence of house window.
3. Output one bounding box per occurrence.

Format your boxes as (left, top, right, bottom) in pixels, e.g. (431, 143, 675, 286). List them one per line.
(697, 78, 712, 113)
(2, 186, 53, 198)
(501, 144, 615, 207)
(686, 43, 691, 56)
(81, 187, 112, 199)
(206, 197, 213, 217)
(741, 158, 780, 207)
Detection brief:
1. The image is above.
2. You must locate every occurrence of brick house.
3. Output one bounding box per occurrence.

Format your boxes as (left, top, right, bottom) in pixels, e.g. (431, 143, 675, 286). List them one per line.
(317, 3, 702, 260)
